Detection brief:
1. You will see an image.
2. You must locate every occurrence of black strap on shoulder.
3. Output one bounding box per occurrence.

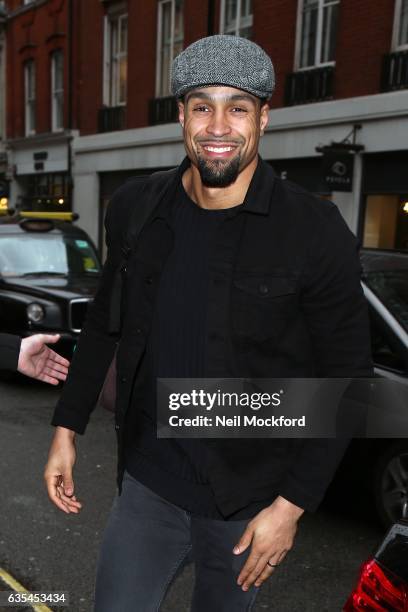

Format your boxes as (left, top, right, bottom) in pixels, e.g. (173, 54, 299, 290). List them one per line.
(120, 167, 178, 259)
(108, 165, 181, 334)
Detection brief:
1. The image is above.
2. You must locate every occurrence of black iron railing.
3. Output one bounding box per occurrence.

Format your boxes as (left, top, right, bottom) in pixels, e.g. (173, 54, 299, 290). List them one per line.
(381, 50, 408, 92)
(285, 66, 335, 106)
(98, 106, 126, 133)
(148, 96, 179, 126)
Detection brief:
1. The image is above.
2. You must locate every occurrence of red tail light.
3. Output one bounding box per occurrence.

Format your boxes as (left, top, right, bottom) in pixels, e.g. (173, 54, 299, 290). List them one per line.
(344, 559, 408, 611)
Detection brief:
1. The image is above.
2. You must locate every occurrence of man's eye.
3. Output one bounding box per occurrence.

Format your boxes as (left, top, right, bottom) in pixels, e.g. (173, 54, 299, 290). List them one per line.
(231, 107, 247, 113)
(194, 106, 209, 112)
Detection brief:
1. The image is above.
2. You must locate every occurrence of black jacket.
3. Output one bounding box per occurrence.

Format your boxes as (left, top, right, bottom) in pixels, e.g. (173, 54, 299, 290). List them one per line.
(52, 155, 374, 515)
(0, 333, 21, 371)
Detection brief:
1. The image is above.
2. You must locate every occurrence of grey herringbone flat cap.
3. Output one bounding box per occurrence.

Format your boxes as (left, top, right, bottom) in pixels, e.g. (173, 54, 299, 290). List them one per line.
(171, 35, 275, 101)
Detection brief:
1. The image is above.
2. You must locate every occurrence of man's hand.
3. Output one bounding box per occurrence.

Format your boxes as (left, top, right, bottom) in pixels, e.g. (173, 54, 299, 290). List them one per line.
(18, 334, 70, 385)
(233, 496, 304, 591)
(44, 426, 82, 514)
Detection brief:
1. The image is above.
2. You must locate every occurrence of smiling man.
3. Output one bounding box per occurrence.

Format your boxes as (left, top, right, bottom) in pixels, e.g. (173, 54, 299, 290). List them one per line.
(44, 35, 373, 611)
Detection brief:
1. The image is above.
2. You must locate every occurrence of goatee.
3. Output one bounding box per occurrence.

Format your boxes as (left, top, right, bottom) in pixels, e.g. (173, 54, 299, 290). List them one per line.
(196, 153, 241, 188)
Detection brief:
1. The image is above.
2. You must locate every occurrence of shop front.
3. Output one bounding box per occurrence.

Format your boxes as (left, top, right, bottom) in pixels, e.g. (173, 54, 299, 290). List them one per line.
(361, 152, 408, 251)
(0, 172, 9, 213)
(268, 157, 331, 196)
(22, 171, 70, 212)
(7, 133, 72, 214)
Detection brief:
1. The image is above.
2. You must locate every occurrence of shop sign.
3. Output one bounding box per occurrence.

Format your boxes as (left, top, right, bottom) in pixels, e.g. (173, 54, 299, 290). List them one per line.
(322, 150, 354, 192)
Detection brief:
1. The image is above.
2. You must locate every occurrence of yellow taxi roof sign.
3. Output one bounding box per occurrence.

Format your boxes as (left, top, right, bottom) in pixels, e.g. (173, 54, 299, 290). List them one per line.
(19, 211, 79, 222)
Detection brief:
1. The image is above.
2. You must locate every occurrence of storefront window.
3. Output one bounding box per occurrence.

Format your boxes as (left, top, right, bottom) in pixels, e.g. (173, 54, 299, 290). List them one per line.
(363, 195, 408, 250)
(24, 173, 70, 211)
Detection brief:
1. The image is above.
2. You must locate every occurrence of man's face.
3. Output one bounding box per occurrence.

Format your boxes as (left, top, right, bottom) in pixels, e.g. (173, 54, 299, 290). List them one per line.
(178, 86, 269, 188)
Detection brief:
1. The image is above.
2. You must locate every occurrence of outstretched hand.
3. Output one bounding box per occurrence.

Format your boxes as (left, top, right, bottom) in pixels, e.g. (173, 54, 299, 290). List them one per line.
(17, 334, 70, 385)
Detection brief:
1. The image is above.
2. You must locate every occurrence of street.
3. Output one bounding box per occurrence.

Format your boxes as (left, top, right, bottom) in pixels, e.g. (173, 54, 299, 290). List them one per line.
(0, 379, 385, 612)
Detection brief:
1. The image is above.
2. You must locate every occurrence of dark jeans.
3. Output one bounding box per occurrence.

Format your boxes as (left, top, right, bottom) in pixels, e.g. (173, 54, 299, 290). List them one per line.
(94, 471, 260, 611)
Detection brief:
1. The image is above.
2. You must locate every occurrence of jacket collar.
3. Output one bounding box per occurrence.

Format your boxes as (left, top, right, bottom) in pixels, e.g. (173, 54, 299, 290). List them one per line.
(242, 154, 277, 215)
(179, 153, 276, 215)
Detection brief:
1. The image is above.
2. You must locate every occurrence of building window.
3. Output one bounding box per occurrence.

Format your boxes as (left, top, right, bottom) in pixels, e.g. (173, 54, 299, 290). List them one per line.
(0, 44, 4, 140)
(220, 0, 253, 38)
(103, 12, 128, 106)
(296, 0, 339, 69)
(26, 173, 70, 211)
(363, 195, 408, 250)
(51, 50, 64, 131)
(156, 0, 184, 98)
(393, 0, 408, 50)
(24, 60, 35, 136)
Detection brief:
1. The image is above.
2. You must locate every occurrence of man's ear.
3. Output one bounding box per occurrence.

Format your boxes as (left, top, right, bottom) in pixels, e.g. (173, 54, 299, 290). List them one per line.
(260, 102, 269, 135)
(178, 99, 185, 128)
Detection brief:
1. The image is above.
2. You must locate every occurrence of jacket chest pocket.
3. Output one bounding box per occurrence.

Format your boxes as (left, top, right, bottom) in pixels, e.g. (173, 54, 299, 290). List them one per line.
(231, 274, 299, 343)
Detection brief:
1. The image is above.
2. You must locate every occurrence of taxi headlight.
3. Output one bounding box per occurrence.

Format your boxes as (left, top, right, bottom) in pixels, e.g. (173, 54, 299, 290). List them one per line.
(27, 303, 45, 323)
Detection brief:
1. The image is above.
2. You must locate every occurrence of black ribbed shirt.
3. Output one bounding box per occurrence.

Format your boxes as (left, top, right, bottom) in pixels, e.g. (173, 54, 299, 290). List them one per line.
(124, 181, 273, 519)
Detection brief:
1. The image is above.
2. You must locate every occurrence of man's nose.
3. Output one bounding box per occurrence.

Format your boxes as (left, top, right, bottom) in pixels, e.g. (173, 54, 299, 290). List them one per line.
(206, 109, 232, 137)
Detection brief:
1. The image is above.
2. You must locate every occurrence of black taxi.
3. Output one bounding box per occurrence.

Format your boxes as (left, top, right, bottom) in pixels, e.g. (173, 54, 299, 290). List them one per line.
(0, 210, 101, 358)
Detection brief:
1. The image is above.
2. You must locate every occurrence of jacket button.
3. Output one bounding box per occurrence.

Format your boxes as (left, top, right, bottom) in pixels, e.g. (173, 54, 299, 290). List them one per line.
(136, 328, 142, 334)
(120, 376, 127, 383)
(115, 424, 120, 431)
(259, 283, 269, 295)
(145, 276, 153, 284)
(122, 266, 127, 273)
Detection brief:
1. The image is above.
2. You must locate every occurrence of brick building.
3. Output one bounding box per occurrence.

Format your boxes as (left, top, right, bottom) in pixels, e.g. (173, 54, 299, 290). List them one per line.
(0, 0, 7, 209)
(4, 0, 73, 213)
(3, 0, 408, 254)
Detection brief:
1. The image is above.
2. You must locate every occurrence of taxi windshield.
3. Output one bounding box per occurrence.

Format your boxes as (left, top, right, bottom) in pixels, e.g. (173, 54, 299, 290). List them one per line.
(0, 233, 101, 277)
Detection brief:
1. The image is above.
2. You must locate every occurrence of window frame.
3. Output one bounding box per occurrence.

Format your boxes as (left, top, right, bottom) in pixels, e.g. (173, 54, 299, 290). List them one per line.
(103, 10, 128, 107)
(24, 59, 36, 136)
(155, 0, 184, 98)
(0, 40, 5, 141)
(51, 49, 64, 132)
(294, 0, 339, 71)
(219, 0, 253, 38)
(392, 0, 408, 51)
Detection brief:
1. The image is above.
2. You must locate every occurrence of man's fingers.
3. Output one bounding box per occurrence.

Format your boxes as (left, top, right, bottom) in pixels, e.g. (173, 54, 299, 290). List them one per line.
(56, 488, 82, 512)
(253, 560, 276, 588)
(62, 471, 74, 497)
(37, 373, 60, 386)
(242, 553, 271, 590)
(45, 358, 69, 374)
(45, 474, 70, 514)
(254, 550, 288, 587)
(237, 549, 265, 588)
(45, 348, 70, 368)
(39, 365, 67, 384)
(43, 365, 68, 380)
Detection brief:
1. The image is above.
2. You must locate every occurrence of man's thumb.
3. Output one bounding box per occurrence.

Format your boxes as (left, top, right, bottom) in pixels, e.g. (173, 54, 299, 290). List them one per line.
(42, 334, 60, 345)
(63, 472, 74, 496)
(233, 528, 253, 555)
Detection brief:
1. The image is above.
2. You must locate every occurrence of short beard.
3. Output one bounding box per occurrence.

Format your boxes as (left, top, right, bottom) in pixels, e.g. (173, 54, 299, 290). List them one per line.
(196, 153, 241, 188)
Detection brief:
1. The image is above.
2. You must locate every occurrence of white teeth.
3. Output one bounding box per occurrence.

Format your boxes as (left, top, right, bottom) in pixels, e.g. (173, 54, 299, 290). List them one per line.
(204, 146, 234, 153)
